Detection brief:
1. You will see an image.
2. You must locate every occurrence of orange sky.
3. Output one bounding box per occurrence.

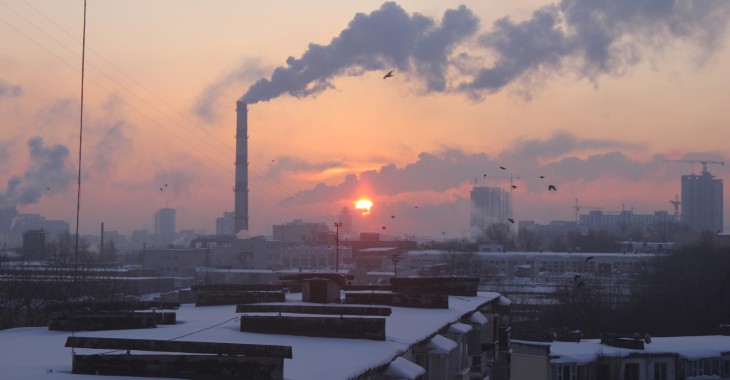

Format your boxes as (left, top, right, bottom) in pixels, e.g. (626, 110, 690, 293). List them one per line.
(2, 1, 730, 238)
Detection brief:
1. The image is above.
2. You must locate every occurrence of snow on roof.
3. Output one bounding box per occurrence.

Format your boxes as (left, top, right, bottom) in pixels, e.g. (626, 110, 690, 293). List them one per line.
(468, 311, 488, 325)
(359, 247, 399, 253)
(0, 291, 501, 380)
(427, 334, 457, 354)
(516, 336, 730, 365)
(499, 295, 512, 305)
(449, 322, 473, 334)
(382, 357, 425, 379)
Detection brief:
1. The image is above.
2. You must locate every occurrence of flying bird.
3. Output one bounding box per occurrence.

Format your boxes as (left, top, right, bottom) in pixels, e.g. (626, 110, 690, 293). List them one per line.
(383, 70, 394, 79)
(511, 185, 518, 189)
(390, 215, 396, 219)
(483, 174, 487, 178)
(499, 166, 506, 170)
(585, 256, 595, 263)
(382, 226, 387, 230)
(548, 185, 557, 191)
(159, 187, 164, 192)
(539, 175, 545, 179)
(507, 218, 515, 224)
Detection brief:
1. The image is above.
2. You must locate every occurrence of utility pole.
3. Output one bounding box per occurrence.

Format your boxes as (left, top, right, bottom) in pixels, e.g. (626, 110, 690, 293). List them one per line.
(334, 222, 343, 273)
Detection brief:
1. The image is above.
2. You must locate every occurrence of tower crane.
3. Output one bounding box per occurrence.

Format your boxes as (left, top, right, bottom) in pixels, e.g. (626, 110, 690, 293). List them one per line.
(663, 159, 724, 175)
(669, 194, 681, 223)
(573, 198, 602, 224)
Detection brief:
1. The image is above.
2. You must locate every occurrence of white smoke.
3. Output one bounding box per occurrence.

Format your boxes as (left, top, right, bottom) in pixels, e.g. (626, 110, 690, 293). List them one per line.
(240, 0, 730, 104)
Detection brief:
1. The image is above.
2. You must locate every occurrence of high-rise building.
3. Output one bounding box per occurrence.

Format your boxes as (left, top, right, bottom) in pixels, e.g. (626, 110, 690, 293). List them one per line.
(216, 211, 235, 236)
(154, 208, 176, 247)
(470, 186, 512, 229)
(681, 166, 723, 232)
(338, 207, 353, 234)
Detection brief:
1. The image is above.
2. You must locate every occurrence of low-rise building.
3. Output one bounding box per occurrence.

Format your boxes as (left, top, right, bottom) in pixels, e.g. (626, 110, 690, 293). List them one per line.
(512, 335, 730, 380)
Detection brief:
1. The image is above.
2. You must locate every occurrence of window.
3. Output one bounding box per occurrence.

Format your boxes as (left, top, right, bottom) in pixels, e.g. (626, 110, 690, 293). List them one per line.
(557, 364, 576, 380)
(653, 362, 667, 380)
(624, 363, 640, 380)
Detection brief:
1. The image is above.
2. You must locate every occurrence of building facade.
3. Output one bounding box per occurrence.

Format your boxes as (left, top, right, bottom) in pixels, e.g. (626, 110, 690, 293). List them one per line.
(682, 167, 723, 233)
(471, 186, 512, 229)
(153, 208, 176, 247)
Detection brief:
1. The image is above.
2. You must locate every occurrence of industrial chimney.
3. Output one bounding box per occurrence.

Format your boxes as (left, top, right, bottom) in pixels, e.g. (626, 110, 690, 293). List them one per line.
(234, 100, 249, 234)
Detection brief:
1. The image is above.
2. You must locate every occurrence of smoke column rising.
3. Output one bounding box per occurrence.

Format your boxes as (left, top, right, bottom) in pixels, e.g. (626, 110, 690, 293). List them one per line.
(0, 136, 73, 207)
(241, 0, 730, 103)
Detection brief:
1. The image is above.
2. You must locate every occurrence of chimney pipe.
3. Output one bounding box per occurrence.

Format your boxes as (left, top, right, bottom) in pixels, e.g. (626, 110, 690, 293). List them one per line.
(234, 100, 249, 234)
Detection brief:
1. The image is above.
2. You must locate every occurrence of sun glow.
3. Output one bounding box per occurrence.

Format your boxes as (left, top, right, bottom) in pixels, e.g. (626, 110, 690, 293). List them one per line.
(355, 199, 373, 215)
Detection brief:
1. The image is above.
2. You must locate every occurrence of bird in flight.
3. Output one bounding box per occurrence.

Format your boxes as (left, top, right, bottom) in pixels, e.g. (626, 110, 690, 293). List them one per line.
(507, 218, 515, 224)
(499, 166, 506, 170)
(512, 185, 518, 189)
(548, 185, 557, 191)
(539, 175, 545, 179)
(382, 226, 387, 230)
(383, 70, 394, 79)
(390, 215, 396, 219)
(585, 256, 595, 263)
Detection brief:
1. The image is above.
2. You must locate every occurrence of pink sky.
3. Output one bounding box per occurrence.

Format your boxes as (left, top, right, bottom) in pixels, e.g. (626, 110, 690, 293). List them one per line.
(2, 1, 730, 238)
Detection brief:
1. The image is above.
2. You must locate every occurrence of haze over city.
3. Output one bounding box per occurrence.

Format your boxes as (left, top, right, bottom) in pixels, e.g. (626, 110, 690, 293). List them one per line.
(2, 0, 730, 238)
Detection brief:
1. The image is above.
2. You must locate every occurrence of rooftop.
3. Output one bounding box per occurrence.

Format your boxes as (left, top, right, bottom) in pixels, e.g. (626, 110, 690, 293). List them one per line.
(0, 291, 502, 380)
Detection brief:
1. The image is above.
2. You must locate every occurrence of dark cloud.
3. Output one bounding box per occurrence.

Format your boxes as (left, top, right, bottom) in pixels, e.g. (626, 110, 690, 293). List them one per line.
(507, 131, 642, 161)
(265, 156, 342, 179)
(231, 0, 729, 104)
(0, 136, 74, 207)
(0, 80, 23, 99)
(278, 132, 719, 206)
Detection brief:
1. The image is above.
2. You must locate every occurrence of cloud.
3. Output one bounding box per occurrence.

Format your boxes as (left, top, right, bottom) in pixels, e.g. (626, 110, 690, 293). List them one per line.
(265, 156, 342, 179)
(0, 136, 74, 207)
(0, 80, 23, 100)
(277, 131, 711, 206)
(506, 131, 642, 161)
(228, 0, 730, 105)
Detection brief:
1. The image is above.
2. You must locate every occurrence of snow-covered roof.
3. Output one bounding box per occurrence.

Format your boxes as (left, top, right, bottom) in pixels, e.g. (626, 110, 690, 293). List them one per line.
(515, 336, 730, 365)
(382, 357, 425, 379)
(449, 322, 473, 334)
(468, 311, 488, 325)
(427, 334, 457, 354)
(0, 291, 502, 380)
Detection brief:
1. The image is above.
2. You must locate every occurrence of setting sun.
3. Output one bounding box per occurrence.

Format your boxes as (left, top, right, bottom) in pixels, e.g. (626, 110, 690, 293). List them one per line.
(355, 199, 373, 215)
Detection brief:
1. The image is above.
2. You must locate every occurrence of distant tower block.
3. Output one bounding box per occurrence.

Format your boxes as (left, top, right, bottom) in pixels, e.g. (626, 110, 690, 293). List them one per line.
(234, 100, 249, 234)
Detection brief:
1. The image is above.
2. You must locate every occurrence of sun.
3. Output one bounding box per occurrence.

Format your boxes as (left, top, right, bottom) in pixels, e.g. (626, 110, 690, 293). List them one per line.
(355, 199, 373, 215)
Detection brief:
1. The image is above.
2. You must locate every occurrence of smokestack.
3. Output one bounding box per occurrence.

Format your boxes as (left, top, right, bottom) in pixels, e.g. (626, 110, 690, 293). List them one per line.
(234, 100, 249, 234)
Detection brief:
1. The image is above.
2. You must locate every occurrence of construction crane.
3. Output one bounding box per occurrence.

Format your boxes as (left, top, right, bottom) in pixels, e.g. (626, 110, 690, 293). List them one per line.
(663, 159, 724, 175)
(573, 198, 602, 224)
(669, 194, 681, 223)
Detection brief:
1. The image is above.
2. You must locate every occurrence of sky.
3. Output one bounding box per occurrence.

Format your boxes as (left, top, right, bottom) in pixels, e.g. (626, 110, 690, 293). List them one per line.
(2, 0, 730, 239)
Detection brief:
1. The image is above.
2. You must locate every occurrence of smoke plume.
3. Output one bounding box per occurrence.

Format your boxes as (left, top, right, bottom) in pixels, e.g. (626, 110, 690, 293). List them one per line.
(0, 79, 22, 100)
(241, 0, 730, 103)
(0, 136, 74, 207)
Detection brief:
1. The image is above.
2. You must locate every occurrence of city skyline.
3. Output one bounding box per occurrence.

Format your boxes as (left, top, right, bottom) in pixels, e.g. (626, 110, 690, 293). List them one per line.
(2, 1, 730, 238)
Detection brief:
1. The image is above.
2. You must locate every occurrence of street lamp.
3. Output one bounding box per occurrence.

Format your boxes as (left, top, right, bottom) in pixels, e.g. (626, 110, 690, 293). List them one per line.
(334, 222, 343, 273)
